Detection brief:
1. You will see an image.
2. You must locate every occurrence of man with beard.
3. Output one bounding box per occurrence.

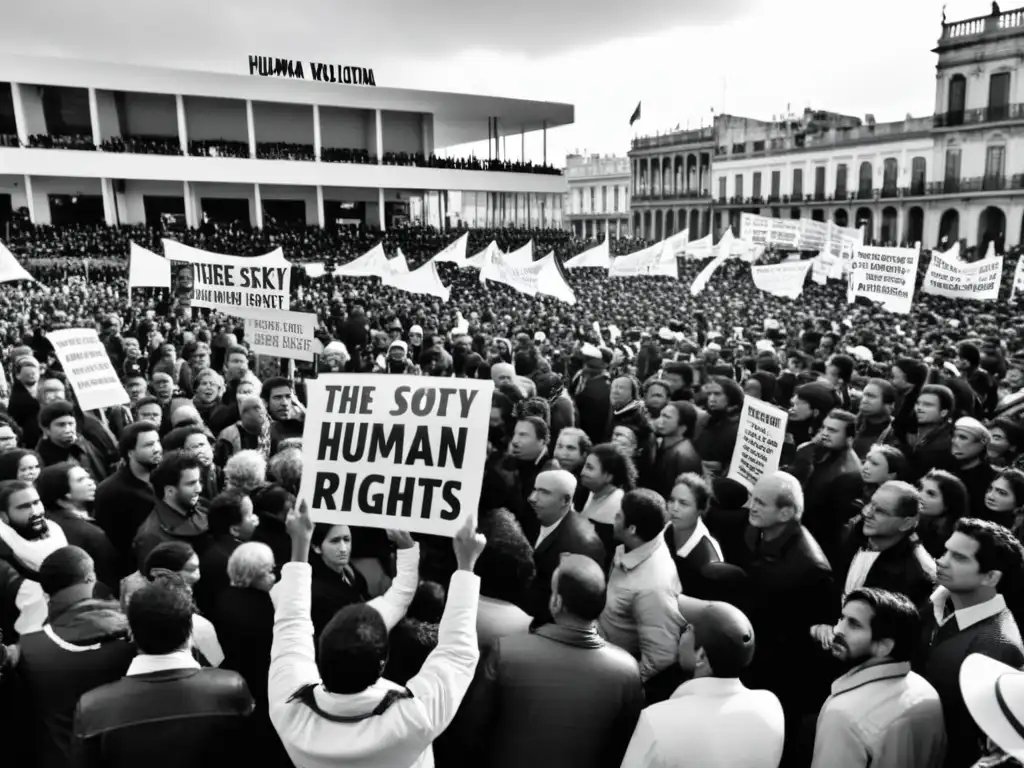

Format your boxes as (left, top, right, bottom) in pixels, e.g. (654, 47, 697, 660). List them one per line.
(852, 378, 896, 460)
(950, 417, 996, 520)
(693, 376, 743, 481)
(95, 423, 163, 577)
(0, 480, 68, 635)
(620, 600, 784, 768)
(132, 452, 209, 561)
(261, 377, 304, 455)
(811, 588, 945, 768)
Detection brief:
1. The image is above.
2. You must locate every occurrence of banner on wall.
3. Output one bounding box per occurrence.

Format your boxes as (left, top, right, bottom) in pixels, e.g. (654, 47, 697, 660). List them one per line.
(728, 397, 788, 490)
(128, 242, 171, 293)
(242, 308, 318, 362)
(48, 328, 131, 412)
(162, 239, 291, 311)
(298, 374, 494, 536)
(922, 248, 1002, 302)
(846, 243, 920, 315)
(564, 238, 611, 269)
(751, 260, 813, 299)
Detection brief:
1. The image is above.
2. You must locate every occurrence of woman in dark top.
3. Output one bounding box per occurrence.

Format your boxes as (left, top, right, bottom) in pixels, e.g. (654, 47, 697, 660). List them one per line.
(916, 469, 969, 558)
(310, 522, 372, 638)
(664, 472, 723, 597)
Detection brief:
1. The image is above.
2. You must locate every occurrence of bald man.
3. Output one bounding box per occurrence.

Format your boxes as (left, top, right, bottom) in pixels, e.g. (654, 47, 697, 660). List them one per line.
(621, 600, 785, 768)
(527, 470, 606, 625)
(455, 554, 643, 768)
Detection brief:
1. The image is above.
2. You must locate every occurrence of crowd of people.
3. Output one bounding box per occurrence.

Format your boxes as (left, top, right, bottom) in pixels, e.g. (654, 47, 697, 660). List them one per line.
(100, 136, 183, 155)
(0, 217, 1022, 767)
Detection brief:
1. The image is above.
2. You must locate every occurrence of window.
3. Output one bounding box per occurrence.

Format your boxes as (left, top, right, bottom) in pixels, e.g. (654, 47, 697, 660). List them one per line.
(770, 170, 781, 198)
(835, 164, 848, 198)
(753, 140, 765, 152)
(910, 157, 926, 195)
(718, 176, 727, 200)
(814, 166, 826, 198)
(792, 168, 803, 199)
(988, 72, 1010, 121)
(614, 186, 620, 212)
(858, 162, 873, 196)
(985, 145, 1005, 184)
(944, 148, 961, 192)
(590, 187, 596, 212)
(602, 186, 607, 213)
(947, 75, 966, 126)
(735, 174, 744, 201)
(752, 172, 762, 199)
(882, 158, 898, 194)
(732, 143, 746, 154)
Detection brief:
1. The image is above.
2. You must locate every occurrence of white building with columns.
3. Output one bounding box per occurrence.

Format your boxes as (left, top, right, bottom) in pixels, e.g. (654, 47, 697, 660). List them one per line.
(563, 153, 631, 239)
(709, 5, 1024, 251)
(0, 55, 570, 232)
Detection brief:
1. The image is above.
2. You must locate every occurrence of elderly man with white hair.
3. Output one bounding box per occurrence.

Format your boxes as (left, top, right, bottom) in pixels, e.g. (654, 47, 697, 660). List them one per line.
(215, 395, 269, 468)
(526, 469, 606, 624)
(726, 470, 834, 760)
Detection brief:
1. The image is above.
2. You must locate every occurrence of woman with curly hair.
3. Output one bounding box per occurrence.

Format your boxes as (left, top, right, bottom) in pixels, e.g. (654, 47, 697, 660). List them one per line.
(580, 442, 638, 560)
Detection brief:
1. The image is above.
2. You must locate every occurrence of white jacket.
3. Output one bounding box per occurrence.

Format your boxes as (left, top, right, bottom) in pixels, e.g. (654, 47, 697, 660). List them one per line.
(268, 546, 481, 768)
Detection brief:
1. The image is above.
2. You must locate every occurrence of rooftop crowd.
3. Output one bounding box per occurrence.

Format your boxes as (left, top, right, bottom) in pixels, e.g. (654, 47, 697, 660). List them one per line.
(0, 216, 1023, 768)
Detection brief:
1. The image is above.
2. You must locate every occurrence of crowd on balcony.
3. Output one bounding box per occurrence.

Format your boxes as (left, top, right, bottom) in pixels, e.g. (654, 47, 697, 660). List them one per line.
(100, 135, 184, 156)
(188, 139, 251, 159)
(3, 216, 1024, 767)
(255, 142, 316, 162)
(320, 146, 376, 164)
(0, 134, 19, 148)
(25, 134, 96, 151)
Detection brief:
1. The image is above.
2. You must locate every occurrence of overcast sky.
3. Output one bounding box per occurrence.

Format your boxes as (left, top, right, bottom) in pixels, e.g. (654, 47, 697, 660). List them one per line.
(0, 0, 991, 163)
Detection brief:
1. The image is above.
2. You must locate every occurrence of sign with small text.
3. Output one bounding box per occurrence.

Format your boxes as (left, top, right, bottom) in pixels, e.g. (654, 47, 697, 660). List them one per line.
(728, 397, 788, 490)
(47, 329, 130, 412)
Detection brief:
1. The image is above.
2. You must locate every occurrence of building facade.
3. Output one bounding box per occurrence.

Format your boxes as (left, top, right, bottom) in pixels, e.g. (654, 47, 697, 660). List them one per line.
(0, 55, 572, 232)
(563, 153, 631, 238)
(628, 127, 713, 241)
(631, 5, 1024, 250)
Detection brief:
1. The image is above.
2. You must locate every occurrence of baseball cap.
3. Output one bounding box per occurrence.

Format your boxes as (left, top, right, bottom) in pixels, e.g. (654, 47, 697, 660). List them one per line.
(961, 653, 1024, 761)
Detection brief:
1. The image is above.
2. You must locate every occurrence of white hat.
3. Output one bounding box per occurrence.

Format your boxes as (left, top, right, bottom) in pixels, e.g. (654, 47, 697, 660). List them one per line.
(658, 327, 674, 341)
(409, 324, 423, 335)
(323, 341, 348, 357)
(961, 653, 1024, 761)
(706, 342, 722, 352)
(534, 331, 546, 343)
(580, 342, 602, 359)
(755, 339, 775, 353)
(847, 345, 874, 363)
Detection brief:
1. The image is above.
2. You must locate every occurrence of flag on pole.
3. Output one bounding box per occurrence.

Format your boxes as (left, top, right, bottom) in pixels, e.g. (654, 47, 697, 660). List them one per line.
(629, 101, 641, 126)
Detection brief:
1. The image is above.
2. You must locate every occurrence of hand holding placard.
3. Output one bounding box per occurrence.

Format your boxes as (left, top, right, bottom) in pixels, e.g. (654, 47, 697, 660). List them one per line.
(453, 513, 487, 572)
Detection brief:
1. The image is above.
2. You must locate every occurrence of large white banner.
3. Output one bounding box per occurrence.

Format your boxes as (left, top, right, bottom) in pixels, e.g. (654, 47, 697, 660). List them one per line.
(0, 241, 37, 284)
(334, 243, 390, 278)
(462, 240, 498, 270)
(683, 233, 713, 259)
(564, 238, 611, 269)
(48, 328, 130, 412)
(922, 250, 1002, 302)
(430, 233, 469, 265)
(728, 397, 788, 490)
(1013, 256, 1024, 301)
(242, 308, 318, 362)
(847, 244, 920, 315)
(298, 374, 494, 536)
(661, 228, 690, 258)
(689, 231, 734, 296)
(384, 260, 451, 302)
(739, 213, 863, 261)
(128, 242, 171, 292)
(162, 239, 291, 311)
(608, 240, 677, 278)
(503, 240, 534, 268)
(481, 250, 576, 303)
(751, 260, 813, 299)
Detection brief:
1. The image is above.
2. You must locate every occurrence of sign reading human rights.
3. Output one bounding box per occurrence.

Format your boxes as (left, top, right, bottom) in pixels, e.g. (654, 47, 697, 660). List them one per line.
(241, 308, 318, 362)
(847, 244, 920, 315)
(48, 329, 130, 412)
(728, 397, 788, 489)
(299, 375, 494, 536)
(248, 55, 377, 86)
(162, 239, 292, 311)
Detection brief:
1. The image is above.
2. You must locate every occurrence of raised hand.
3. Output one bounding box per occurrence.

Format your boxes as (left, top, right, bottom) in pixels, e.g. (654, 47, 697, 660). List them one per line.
(452, 513, 487, 572)
(386, 529, 416, 550)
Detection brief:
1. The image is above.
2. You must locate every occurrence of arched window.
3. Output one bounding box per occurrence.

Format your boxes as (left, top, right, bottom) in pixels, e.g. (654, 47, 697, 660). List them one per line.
(882, 158, 898, 196)
(858, 162, 873, 198)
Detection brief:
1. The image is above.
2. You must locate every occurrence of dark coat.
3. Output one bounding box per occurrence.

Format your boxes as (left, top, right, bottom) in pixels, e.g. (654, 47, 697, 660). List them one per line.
(309, 556, 371, 639)
(527, 512, 606, 624)
(573, 371, 611, 446)
(883, 421, 956, 482)
(46, 509, 121, 596)
(798, 444, 864, 562)
(132, 500, 211, 564)
(193, 534, 241, 616)
(664, 525, 722, 598)
(9, 379, 41, 449)
(834, 518, 937, 609)
(36, 436, 111, 484)
(94, 464, 157, 577)
(451, 624, 644, 768)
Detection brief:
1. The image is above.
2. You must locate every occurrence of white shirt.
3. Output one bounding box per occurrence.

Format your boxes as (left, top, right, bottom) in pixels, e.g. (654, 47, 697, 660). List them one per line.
(674, 517, 723, 560)
(127, 649, 201, 676)
(269, 546, 483, 768)
(930, 587, 1007, 629)
(535, 511, 569, 548)
(582, 488, 624, 526)
(620, 677, 785, 768)
(844, 550, 881, 596)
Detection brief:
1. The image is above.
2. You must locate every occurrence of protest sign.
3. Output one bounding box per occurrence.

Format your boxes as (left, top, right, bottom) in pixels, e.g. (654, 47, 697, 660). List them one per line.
(462, 240, 498, 270)
(481, 250, 576, 303)
(129, 242, 171, 293)
(47, 328, 130, 412)
(241, 308, 318, 362)
(751, 260, 812, 299)
(847, 244, 920, 315)
(302, 262, 326, 278)
(728, 397, 788, 489)
(504, 240, 534, 267)
(1013, 256, 1024, 301)
(922, 251, 1002, 301)
(298, 374, 494, 536)
(162, 239, 291, 311)
(609, 241, 677, 278)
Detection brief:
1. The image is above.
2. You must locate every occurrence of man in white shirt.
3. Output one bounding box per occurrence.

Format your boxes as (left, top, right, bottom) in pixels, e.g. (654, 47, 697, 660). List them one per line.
(620, 599, 784, 768)
(268, 502, 487, 768)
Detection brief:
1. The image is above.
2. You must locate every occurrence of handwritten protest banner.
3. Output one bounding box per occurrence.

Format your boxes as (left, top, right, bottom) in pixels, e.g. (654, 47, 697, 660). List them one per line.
(751, 260, 812, 299)
(922, 252, 1002, 301)
(847, 244, 920, 315)
(162, 239, 292, 311)
(47, 329, 130, 412)
(299, 375, 494, 536)
(1013, 257, 1024, 301)
(609, 240, 676, 277)
(481, 250, 576, 303)
(241, 308, 318, 362)
(728, 397, 788, 489)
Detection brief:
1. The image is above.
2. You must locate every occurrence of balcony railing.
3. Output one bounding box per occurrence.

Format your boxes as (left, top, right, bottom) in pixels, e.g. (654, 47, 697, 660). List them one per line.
(631, 127, 714, 150)
(632, 190, 710, 201)
(934, 103, 1024, 128)
(940, 8, 1024, 43)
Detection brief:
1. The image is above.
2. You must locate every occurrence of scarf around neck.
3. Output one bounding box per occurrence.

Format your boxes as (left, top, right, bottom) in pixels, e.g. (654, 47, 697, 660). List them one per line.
(0, 517, 68, 573)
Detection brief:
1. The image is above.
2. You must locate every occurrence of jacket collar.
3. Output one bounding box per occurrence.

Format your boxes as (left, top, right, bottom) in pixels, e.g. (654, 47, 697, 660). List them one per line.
(311, 677, 408, 717)
(831, 660, 911, 697)
(930, 587, 1007, 630)
(671, 676, 747, 699)
(613, 531, 668, 571)
(127, 649, 200, 676)
(744, 520, 802, 560)
(533, 622, 605, 650)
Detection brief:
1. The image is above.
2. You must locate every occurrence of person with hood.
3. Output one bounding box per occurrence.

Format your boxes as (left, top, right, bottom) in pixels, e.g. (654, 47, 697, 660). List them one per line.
(572, 343, 612, 446)
(534, 372, 575, 450)
(694, 376, 743, 481)
(16, 546, 135, 768)
(958, 341, 997, 416)
(373, 339, 421, 375)
(609, 374, 648, 436)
